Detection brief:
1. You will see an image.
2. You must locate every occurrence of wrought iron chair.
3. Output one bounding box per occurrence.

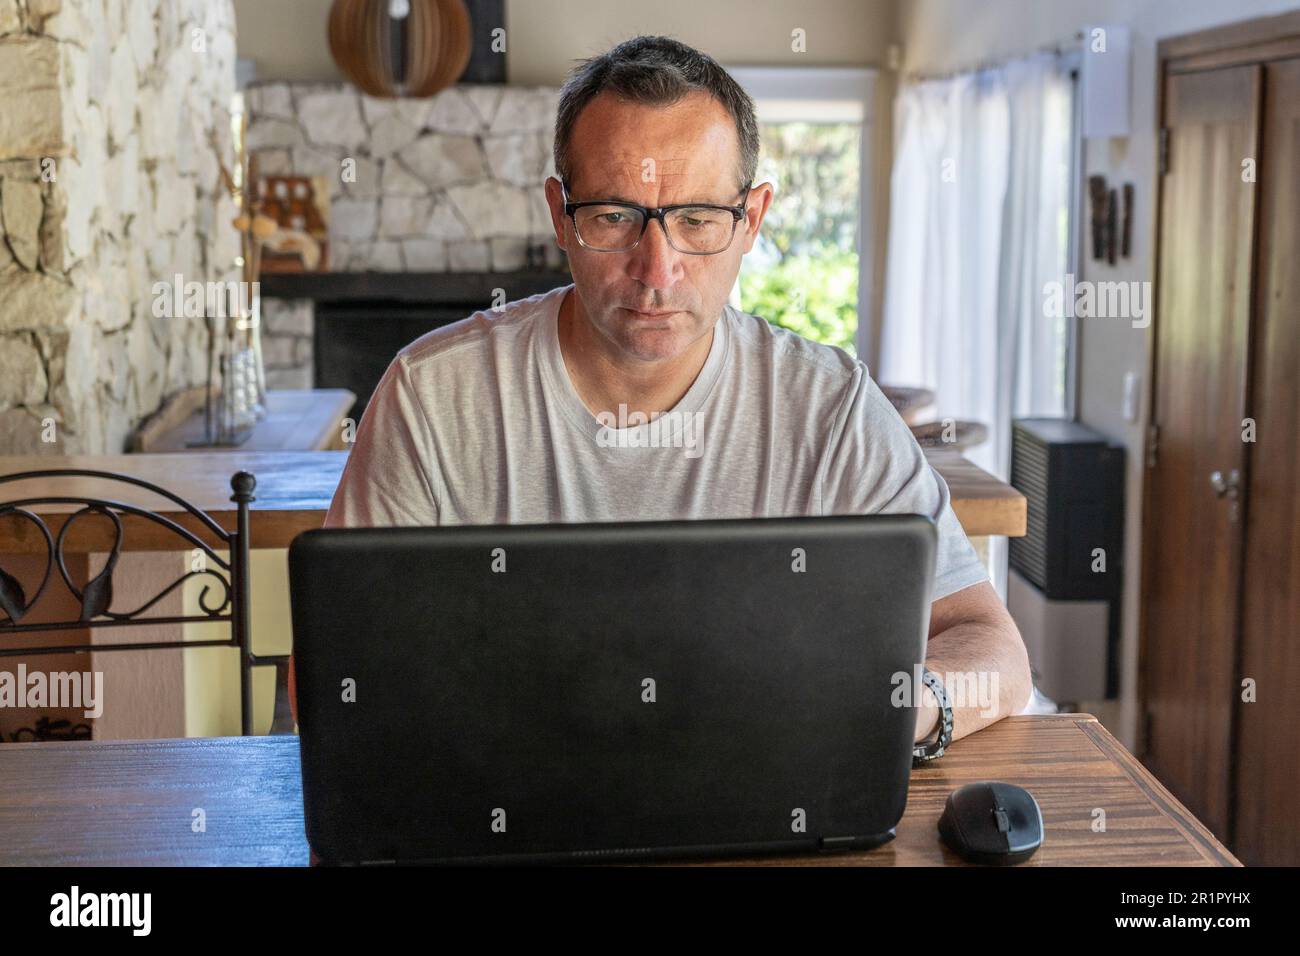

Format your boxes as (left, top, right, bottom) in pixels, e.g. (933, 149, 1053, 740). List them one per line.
(0, 469, 291, 736)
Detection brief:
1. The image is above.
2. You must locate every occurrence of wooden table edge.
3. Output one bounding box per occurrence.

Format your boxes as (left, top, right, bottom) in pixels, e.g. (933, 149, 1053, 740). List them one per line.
(0, 717, 1242, 867)
(1068, 715, 1242, 867)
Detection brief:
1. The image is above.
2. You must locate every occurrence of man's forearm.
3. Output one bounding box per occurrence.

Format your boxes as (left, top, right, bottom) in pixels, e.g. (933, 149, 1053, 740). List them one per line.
(913, 620, 1033, 744)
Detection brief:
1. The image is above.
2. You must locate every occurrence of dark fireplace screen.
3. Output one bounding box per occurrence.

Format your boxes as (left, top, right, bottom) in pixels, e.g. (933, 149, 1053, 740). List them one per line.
(315, 301, 466, 419)
(311, 272, 571, 420)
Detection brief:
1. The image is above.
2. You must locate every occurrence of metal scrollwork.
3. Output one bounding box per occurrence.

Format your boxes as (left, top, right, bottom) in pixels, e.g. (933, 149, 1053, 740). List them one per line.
(0, 472, 243, 632)
(0, 506, 56, 625)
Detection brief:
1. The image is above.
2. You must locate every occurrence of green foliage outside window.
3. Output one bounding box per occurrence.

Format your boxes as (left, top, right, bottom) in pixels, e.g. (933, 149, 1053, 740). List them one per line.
(739, 251, 858, 356)
(739, 121, 861, 357)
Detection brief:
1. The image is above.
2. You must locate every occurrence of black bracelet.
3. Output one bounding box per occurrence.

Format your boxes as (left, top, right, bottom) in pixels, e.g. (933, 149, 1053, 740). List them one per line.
(912, 667, 953, 765)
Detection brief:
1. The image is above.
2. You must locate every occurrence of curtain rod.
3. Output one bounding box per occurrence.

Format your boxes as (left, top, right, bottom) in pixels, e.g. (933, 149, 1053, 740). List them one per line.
(899, 31, 1084, 84)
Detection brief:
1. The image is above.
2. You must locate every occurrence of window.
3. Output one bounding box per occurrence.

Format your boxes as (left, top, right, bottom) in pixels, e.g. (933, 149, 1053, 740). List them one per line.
(727, 68, 876, 358)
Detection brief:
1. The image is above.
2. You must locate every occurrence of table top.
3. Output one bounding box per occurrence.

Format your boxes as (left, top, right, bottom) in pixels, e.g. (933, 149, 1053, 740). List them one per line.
(0, 447, 1025, 553)
(0, 715, 1238, 866)
(140, 390, 355, 453)
(0, 452, 349, 552)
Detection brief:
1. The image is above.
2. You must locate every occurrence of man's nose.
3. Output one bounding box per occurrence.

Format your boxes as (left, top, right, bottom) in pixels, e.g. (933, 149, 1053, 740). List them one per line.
(627, 217, 682, 289)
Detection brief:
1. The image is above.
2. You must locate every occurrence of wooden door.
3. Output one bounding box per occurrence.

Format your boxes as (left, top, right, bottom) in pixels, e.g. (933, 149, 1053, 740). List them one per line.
(1232, 56, 1300, 866)
(1141, 64, 1261, 841)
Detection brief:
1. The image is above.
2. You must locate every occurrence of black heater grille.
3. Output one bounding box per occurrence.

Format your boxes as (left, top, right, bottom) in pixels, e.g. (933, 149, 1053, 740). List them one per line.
(1009, 418, 1124, 600)
(1012, 431, 1051, 588)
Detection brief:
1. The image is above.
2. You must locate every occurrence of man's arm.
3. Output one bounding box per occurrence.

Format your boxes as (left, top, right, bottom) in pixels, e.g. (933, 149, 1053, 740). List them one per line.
(912, 580, 1034, 744)
(813, 365, 1033, 745)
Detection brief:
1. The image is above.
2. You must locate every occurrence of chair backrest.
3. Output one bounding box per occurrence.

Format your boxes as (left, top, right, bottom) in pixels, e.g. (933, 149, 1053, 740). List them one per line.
(0, 469, 269, 735)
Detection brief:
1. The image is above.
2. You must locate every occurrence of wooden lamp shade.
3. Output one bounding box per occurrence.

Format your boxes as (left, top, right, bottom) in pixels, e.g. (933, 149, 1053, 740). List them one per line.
(328, 0, 472, 98)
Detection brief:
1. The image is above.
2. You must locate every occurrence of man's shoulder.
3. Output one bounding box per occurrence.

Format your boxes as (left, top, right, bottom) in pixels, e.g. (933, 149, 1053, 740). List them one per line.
(726, 303, 865, 392)
(395, 284, 567, 372)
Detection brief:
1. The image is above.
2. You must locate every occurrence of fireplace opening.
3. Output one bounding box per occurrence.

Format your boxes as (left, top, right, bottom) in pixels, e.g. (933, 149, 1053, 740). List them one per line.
(262, 271, 572, 420)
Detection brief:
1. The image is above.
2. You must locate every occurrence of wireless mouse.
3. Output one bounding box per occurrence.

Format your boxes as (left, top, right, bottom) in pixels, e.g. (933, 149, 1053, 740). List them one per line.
(938, 781, 1043, 865)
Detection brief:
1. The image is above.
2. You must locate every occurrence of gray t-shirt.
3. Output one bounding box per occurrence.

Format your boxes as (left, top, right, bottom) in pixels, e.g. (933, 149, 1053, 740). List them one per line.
(325, 283, 988, 601)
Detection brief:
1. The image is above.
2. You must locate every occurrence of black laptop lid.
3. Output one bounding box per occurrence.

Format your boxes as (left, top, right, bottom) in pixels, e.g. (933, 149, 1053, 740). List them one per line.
(288, 515, 936, 864)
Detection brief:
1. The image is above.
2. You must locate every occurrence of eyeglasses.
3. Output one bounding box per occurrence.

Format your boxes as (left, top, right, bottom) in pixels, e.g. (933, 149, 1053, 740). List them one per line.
(561, 180, 751, 256)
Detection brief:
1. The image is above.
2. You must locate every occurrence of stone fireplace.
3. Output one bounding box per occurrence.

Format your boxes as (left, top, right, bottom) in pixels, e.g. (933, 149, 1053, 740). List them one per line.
(245, 80, 570, 394)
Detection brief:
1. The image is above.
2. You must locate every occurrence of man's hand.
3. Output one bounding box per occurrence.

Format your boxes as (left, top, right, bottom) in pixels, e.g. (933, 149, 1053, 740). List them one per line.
(917, 580, 1033, 746)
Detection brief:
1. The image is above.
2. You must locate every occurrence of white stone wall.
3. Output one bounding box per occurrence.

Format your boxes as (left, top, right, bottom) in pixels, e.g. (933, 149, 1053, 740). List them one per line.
(246, 82, 565, 273)
(261, 297, 312, 391)
(0, 0, 238, 454)
(248, 81, 569, 391)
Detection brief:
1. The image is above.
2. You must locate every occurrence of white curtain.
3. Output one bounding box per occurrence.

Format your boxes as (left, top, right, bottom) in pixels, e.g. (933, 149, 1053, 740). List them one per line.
(880, 53, 1073, 594)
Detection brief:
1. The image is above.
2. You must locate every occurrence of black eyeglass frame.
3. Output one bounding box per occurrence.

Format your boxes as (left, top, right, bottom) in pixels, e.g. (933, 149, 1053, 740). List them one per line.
(560, 180, 753, 256)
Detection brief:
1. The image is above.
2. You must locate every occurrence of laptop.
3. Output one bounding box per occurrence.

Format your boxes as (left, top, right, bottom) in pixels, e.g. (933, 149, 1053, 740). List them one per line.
(287, 514, 937, 864)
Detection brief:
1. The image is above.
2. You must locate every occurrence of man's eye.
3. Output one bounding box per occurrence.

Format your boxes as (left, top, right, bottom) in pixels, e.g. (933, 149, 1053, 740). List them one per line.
(672, 211, 720, 228)
(599, 212, 628, 224)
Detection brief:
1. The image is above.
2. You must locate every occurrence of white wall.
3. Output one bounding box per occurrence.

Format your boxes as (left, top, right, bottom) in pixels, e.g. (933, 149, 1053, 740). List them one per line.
(897, 0, 1300, 751)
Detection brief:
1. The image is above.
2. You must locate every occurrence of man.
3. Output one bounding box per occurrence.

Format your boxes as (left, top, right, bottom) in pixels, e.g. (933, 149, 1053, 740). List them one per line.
(314, 35, 1032, 747)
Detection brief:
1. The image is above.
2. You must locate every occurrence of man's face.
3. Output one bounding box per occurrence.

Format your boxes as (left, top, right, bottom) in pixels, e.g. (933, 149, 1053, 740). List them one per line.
(544, 90, 772, 364)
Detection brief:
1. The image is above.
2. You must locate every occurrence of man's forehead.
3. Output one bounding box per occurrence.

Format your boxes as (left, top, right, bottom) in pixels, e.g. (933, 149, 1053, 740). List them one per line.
(574, 157, 726, 196)
(565, 91, 742, 199)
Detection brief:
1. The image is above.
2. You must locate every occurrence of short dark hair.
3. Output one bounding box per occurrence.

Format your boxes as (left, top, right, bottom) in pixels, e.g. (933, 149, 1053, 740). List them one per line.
(553, 35, 759, 195)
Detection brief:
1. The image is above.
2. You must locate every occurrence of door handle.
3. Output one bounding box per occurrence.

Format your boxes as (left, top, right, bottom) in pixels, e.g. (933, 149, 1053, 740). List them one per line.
(1209, 469, 1240, 499)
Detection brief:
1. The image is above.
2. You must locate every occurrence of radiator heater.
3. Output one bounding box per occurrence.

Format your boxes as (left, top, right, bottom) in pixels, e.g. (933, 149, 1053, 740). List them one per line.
(1007, 418, 1125, 702)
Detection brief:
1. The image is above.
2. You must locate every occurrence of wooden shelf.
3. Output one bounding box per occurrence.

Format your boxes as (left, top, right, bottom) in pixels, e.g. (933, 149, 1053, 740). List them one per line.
(136, 389, 355, 453)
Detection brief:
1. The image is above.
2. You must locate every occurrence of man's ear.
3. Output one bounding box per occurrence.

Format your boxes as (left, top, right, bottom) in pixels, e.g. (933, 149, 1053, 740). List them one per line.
(543, 177, 570, 253)
(739, 181, 775, 254)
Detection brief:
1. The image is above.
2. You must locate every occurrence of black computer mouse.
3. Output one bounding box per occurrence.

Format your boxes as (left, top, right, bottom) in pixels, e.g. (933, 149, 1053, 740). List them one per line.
(938, 781, 1043, 865)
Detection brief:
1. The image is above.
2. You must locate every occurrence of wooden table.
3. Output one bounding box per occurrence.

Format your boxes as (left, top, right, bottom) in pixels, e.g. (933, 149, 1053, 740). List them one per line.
(0, 715, 1237, 866)
(0, 452, 349, 552)
(0, 448, 1024, 553)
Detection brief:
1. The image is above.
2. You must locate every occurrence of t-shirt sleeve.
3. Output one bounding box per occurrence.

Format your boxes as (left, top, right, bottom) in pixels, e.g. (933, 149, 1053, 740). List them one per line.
(819, 363, 989, 601)
(323, 354, 441, 528)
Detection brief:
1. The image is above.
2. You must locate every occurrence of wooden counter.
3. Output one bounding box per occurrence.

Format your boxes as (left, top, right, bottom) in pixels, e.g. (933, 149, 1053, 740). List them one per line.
(925, 449, 1025, 538)
(0, 448, 1024, 552)
(136, 389, 355, 453)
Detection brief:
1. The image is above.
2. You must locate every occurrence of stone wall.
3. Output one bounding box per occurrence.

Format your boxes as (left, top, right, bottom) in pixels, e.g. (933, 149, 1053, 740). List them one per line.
(261, 297, 312, 391)
(247, 81, 566, 390)
(0, 0, 238, 454)
(246, 81, 564, 273)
